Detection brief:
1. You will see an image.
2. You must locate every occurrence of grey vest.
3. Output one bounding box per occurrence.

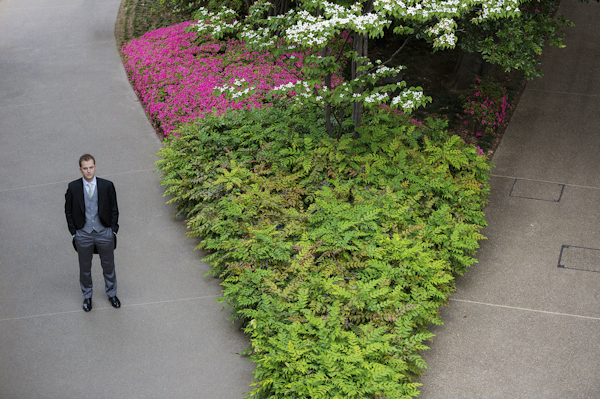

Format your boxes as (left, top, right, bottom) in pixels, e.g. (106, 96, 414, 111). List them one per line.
(82, 183, 106, 233)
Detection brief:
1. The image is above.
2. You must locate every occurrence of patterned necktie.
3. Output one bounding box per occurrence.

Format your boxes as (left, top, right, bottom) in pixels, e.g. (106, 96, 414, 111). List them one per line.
(87, 183, 94, 198)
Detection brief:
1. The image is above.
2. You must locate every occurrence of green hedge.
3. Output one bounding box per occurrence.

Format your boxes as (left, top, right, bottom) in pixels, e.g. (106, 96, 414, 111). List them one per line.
(156, 106, 490, 398)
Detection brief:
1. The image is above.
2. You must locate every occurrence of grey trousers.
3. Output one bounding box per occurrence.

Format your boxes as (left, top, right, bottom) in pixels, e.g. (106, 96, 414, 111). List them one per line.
(75, 228, 117, 299)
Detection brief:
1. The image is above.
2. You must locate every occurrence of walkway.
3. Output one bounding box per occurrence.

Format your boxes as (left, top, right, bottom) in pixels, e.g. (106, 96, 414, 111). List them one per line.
(0, 0, 254, 398)
(418, 0, 600, 397)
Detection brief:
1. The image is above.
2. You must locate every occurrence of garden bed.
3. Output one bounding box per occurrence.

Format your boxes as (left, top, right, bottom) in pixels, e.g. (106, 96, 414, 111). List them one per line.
(155, 106, 491, 398)
(117, 3, 506, 397)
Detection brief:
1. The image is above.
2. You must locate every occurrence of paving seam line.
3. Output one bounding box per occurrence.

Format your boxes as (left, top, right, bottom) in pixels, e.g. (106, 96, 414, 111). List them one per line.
(0, 40, 117, 53)
(0, 169, 155, 193)
(0, 295, 221, 322)
(2, 3, 120, 11)
(0, 92, 135, 110)
(490, 174, 600, 191)
(527, 88, 600, 98)
(450, 298, 600, 322)
(6, 173, 597, 193)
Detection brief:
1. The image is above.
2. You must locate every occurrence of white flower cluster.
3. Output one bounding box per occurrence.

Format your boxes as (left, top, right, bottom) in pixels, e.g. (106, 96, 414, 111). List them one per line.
(320, 0, 349, 17)
(195, 7, 239, 37)
(216, 79, 256, 99)
(364, 92, 389, 103)
(372, 0, 519, 31)
(428, 18, 455, 35)
(271, 80, 315, 105)
(474, 0, 521, 21)
(333, 82, 353, 100)
(194, 7, 235, 18)
(232, 88, 253, 99)
(436, 32, 456, 47)
(375, 65, 404, 76)
(286, 12, 334, 47)
(199, 20, 240, 36)
(239, 26, 276, 47)
(369, 65, 403, 79)
(285, 7, 389, 47)
(374, 0, 461, 17)
(391, 89, 425, 111)
(377, 66, 398, 74)
(372, 0, 394, 13)
(271, 80, 303, 91)
(427, 18, 457, 47)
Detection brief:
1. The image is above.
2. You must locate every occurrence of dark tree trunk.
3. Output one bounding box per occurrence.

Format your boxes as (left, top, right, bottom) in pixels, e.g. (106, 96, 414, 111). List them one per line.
(449, 51, 496, 90)
(267, 0, 289, 16)
(350, 1, 373, 138)
(481, 61, 496, 78)
(352, 32, 368, 137)
(279, 0, 289, 15)
(322, 46, 334, 138)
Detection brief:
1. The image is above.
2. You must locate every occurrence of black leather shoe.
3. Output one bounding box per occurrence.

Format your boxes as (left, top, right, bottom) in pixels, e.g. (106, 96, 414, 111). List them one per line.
(83, 298, 92, 312)
(108, 296, 121, 309)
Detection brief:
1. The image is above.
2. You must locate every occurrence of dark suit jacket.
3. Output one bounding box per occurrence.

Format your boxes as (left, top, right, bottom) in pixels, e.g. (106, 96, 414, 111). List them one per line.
(65, 177, 119, 237)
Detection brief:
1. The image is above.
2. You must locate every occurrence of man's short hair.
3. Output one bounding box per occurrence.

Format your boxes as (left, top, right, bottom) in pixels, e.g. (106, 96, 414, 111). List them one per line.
(79, 154, 96, 167)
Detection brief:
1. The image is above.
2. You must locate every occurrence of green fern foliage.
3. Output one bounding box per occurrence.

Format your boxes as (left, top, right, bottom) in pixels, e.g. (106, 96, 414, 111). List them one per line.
(155, 105, 491, 398)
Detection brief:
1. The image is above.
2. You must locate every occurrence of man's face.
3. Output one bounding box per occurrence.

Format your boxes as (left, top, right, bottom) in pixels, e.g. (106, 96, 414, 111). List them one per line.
(79, 159, 96, 182)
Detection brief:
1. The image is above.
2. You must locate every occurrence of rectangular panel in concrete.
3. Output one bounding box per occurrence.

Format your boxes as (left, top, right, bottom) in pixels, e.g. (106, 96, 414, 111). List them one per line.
(491, 90, 600, 188)
(508, 179, 565, 202)
(558, 245, 600, 273)
(418, 300, 600, 399)
(455, 181, 600, 318)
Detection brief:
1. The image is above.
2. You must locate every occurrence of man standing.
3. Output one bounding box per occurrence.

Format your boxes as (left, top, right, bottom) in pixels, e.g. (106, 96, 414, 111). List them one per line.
(65, 154, 120, 312)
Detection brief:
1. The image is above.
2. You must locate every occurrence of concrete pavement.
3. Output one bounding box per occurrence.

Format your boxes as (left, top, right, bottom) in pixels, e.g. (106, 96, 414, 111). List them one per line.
(2, 0, 598, 397)
(0, 0, 254, 398)
(418, 0, 600, 397)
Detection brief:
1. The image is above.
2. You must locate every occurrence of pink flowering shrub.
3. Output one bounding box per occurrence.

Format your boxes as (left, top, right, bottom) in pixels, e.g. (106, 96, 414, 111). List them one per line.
(461, 77, 510, 151)
(121, 21, 304, 136)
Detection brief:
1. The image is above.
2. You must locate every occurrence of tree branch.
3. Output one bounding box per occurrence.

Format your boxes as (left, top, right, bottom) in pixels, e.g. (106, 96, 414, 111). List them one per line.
(366, 35, 413, 74)
(334, 34, 351, 65)
(333, 110, 343, 138)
